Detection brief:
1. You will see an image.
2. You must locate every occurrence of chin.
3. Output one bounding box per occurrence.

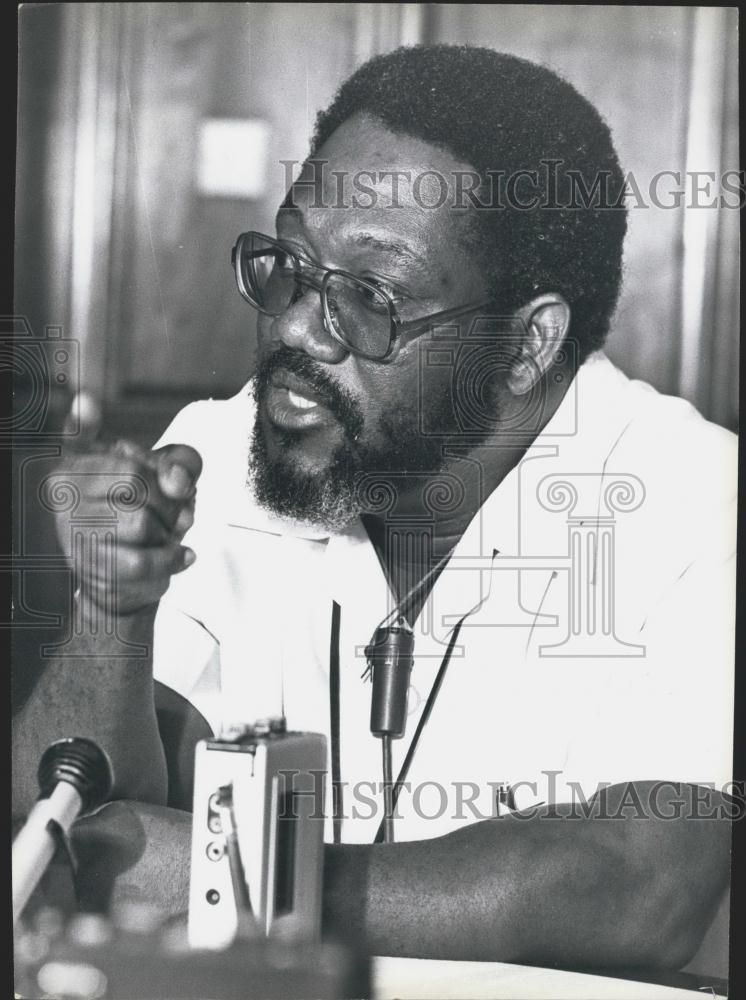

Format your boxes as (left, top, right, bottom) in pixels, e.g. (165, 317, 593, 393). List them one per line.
(249, 418, 361, 532)
(261, 411, 346, 475)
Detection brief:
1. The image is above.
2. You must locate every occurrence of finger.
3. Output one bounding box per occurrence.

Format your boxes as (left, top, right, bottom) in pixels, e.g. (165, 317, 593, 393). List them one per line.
(83, 575, 175, 616)
(55, 443, 198, 531)
(172, 500, 195, 538)
(107, 446, 191, 535)
(153, 445, 203, 501)
(104, 542, 196, 583)
(107, 507, 175, 546)
(58, 454, 184, 533)
(81, 543, 196, 612)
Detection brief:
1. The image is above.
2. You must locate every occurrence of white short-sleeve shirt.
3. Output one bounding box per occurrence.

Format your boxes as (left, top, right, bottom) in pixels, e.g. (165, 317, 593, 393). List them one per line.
(152, 352, 737, 843)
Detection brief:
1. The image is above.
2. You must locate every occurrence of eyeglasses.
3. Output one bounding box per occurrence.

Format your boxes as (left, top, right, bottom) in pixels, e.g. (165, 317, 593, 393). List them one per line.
(231, 231, 490, 362)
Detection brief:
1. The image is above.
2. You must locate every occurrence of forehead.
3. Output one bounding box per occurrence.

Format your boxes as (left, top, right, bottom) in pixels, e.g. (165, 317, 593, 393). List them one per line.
(278, 115, 481, 263)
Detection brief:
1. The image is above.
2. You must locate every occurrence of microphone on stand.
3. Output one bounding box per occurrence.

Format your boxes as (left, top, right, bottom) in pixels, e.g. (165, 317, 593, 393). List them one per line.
(13, 737, 114, 924)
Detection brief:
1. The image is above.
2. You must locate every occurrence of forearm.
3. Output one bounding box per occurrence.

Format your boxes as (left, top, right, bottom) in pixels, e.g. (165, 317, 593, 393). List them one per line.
(12, 606, 167, 815)
(323, 789, 730, 968)
(71, 800, 192, 916)
(323, 817, 585, 963)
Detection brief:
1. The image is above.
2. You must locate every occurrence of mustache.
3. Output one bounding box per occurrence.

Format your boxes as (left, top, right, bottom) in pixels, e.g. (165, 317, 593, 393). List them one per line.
(254, 345, 364, 440)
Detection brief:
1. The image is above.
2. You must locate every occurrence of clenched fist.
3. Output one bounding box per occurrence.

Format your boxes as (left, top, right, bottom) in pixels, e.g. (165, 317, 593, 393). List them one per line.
(53, 438, 203, 616)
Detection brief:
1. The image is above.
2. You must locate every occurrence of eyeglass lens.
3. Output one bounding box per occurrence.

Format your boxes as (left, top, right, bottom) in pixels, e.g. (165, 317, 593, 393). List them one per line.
(239, 234, 297, 315)
(238, 233, 393, 360)
(324, 273, 392, 359)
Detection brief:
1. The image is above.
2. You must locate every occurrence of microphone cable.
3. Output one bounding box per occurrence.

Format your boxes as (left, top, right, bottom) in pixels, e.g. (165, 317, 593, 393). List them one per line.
(364, 549, 500, 843)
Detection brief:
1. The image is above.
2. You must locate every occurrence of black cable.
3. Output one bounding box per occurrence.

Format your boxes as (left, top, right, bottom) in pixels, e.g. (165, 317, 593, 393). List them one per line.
(381, 735, 395, 843)
(373, 615, 467, 844)
(329, 600, 343, 845)
(371, 548, 499, 843)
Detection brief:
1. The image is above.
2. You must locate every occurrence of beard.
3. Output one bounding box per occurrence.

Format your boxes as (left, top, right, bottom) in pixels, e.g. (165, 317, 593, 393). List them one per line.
(248, 345, 463, 531)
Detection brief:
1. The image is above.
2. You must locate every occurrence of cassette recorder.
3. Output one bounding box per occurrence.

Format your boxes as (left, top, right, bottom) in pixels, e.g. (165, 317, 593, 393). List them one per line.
(188, 719, 327, 951)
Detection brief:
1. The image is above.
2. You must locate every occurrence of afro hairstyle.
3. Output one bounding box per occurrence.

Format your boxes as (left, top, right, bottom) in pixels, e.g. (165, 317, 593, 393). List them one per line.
(310, 44, 628, 363)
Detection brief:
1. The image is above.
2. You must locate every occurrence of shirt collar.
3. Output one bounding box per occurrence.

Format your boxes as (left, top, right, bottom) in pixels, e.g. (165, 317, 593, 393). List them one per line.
(224, 351, 634, 551)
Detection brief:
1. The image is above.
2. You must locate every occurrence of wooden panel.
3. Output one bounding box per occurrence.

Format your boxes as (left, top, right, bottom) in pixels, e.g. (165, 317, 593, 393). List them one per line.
(22, 4, 735, 436)
(16, 5, 70, 340)
(697, 10, 739, 431)
(110, 2, 360, 400)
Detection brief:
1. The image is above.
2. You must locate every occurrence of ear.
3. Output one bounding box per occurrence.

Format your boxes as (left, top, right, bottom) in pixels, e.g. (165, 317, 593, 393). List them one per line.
(507, 293, 571, 395)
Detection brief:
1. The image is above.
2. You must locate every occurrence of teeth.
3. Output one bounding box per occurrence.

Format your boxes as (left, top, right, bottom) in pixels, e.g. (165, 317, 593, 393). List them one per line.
(287, 389, 317, 410)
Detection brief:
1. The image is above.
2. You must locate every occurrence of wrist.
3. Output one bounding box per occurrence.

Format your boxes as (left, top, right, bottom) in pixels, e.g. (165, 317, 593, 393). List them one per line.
(74, 587, 159, 643)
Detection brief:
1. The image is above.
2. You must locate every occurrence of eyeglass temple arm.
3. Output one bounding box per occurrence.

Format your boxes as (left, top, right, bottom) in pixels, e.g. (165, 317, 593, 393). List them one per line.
(396, 299, 494, 336)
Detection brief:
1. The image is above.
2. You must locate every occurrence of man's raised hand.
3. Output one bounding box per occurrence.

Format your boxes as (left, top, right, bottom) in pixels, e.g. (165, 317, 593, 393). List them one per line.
(54, 438, 203, 616)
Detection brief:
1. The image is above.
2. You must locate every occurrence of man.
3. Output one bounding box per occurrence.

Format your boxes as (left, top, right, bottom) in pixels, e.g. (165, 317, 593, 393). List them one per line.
(14, 45, 736, 969)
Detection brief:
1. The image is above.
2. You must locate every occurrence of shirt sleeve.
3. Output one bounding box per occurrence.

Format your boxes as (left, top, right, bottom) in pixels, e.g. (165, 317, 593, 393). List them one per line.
(152, 600, 223, 735)
(149, 401, 225, 734)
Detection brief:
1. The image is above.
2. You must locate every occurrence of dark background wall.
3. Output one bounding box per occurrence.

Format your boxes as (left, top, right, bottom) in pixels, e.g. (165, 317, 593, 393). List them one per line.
(15, 3, 739, 445)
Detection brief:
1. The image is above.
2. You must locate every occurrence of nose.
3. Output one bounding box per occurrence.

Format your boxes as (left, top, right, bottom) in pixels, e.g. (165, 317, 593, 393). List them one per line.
(263, 285, 348, 364)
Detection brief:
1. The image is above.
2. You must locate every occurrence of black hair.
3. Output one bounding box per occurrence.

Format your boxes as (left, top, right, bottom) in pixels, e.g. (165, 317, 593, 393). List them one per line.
(311, 44, 627, 363)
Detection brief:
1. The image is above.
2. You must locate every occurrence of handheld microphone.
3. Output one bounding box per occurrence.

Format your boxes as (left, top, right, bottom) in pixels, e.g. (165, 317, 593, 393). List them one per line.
(13, 737, 114, 923)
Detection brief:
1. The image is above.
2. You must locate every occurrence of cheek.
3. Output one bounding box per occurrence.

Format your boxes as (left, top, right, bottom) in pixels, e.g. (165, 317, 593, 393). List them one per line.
(353, 356, 421, 432)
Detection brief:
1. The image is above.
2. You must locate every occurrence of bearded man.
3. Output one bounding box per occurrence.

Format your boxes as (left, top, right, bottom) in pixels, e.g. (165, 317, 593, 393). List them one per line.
(13, 45, 736, 971)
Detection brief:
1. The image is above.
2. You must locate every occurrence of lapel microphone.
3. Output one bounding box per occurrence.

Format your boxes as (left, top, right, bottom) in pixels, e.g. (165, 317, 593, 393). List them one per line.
(365, 616, 415, 843)
(362, 547, 456, 842)
(366, 617, 415, 739)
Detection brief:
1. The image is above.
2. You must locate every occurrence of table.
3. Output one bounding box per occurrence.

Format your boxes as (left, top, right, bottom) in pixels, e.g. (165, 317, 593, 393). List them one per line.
(373, 957, 713, 999)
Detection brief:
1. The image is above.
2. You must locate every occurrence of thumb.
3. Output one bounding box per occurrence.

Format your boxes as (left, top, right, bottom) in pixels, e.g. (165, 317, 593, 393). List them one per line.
(153, 444, 203, 500)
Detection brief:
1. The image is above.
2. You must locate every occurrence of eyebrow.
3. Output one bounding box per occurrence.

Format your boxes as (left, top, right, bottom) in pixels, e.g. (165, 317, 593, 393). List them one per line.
(350, 232, 421, 265)
(276, 205, 422, 269)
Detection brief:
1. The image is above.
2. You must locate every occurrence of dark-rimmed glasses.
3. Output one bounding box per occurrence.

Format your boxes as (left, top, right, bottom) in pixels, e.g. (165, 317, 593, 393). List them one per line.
(231, 231, 490, 362)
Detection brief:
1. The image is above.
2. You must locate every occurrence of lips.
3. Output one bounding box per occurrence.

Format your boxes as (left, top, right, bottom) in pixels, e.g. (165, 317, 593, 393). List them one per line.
(264, 368, 335, 431)
(269, 369, 327, 405)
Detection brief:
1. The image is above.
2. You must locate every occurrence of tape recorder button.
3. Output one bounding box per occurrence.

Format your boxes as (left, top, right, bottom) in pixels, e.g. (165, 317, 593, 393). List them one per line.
(206, 841, 225, 862)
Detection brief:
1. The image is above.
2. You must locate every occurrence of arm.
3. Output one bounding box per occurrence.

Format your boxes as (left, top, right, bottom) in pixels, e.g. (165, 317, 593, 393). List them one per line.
(12, 439, 203, 816)
(12, 608, 166, 813)
(68, 782, 730, 970)
(323, 781, 731, 969)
